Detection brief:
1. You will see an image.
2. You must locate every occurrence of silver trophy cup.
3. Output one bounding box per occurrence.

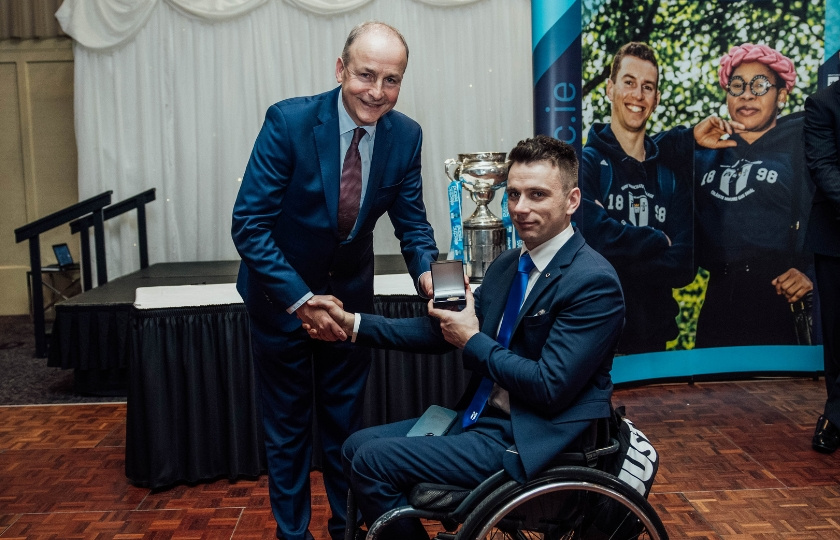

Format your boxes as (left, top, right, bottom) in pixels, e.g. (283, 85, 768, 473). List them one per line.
(445, 152, 510, 283)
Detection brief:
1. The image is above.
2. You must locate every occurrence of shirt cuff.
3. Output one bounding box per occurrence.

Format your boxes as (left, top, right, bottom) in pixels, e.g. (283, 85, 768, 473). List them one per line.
(418, 270, 431, 298)
(351, 313, 360, 343)
(287, 291, 313, 314)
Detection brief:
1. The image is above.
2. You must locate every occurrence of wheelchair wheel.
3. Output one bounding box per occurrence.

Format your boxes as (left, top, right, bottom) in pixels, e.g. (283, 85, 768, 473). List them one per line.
(456, 466, 667, 540)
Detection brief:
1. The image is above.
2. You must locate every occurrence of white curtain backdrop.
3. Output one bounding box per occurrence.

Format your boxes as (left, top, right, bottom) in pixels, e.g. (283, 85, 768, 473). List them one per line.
(58, 0, 533, 279)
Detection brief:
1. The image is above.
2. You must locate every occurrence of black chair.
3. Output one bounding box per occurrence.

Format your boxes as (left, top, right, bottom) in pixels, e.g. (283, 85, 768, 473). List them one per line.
(344, 422, 668, 540)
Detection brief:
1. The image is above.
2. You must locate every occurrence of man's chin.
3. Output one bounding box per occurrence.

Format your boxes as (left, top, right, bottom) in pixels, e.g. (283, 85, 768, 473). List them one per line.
(627, 119, 649, 132)
(357, 105, 391, 124)
(615, 118, 648, 133)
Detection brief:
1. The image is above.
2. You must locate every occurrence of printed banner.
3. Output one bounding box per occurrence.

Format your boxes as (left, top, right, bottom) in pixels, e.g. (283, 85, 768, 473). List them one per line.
(532, 0, 582, 155)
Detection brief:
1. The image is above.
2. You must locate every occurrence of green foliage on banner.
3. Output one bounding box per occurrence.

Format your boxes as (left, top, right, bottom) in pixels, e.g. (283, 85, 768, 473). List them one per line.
(582, 0, 825, 131)
(668, 268, 709, 350)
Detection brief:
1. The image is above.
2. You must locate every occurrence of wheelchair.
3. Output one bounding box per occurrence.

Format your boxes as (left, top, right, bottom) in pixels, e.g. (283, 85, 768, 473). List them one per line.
(344, 426, 668, 540)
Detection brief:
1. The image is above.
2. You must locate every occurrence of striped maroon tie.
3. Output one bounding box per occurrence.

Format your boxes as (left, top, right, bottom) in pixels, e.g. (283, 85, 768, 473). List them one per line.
(338, 127, 365, 239)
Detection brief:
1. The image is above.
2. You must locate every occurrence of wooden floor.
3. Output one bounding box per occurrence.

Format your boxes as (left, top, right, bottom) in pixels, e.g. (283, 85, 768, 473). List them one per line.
(2, 377, 839, 539)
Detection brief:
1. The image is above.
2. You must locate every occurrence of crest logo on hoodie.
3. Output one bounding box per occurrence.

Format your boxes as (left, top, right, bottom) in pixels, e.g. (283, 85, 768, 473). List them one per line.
(700, 159, 777, 202)
(607, 183, 666, 226)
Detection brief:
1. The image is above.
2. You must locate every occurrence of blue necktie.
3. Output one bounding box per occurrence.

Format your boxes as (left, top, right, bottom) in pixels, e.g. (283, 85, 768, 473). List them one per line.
(463, 252, 535, 427)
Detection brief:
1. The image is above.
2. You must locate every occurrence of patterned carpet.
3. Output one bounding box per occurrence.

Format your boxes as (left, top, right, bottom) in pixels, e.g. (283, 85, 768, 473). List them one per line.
(3, 314, 839, 538)
(0, 315, 125, 405)
(1, 379, 839, 538)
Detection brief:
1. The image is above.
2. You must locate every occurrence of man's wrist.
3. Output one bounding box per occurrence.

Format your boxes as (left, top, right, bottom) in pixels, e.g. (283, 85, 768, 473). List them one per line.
(288, 291, 314, 314)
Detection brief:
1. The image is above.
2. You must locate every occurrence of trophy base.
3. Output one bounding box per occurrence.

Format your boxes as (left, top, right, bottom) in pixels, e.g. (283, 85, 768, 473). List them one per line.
(463, 226, 506, 283)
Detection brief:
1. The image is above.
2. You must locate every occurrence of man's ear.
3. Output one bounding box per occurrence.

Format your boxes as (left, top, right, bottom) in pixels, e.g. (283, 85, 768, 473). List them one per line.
(654, 89, 661, 111)
(335, 57, 345, 84)
(567, 187, 581, 215)
(606, 78, 614, 102)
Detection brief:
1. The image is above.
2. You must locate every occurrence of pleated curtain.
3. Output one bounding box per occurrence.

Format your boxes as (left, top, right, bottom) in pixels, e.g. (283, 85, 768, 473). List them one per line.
(53, 0, 533, 281)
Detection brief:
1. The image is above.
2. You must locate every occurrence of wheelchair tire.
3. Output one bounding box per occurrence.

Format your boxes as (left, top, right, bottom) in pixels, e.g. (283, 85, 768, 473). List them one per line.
(455, 466, 668, 540)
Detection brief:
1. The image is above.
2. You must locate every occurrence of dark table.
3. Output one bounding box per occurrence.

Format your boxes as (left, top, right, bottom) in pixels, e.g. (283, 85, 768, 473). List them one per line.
(125, 294, 466, 489)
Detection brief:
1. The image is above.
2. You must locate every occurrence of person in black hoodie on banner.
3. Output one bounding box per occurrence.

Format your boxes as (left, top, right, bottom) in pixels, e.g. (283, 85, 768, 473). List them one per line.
(694, 43, 815, 348)
(575, 42, 737, 354)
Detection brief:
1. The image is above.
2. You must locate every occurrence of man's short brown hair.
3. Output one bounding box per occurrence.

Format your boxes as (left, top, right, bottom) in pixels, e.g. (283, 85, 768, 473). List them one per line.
(508, 135, 578, 192)
(609, 42, 659, 87)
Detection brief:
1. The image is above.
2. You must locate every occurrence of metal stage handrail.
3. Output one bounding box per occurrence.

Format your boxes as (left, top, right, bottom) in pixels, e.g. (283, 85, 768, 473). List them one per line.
(69, 188, 156, 291)
(13, 191, 113, 358)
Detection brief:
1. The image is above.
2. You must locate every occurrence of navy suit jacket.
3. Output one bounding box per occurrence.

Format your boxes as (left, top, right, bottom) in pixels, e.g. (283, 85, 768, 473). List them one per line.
(804, 80, 840, 257)
(355, 230, 625, 480)
(232, 87, 438, 332)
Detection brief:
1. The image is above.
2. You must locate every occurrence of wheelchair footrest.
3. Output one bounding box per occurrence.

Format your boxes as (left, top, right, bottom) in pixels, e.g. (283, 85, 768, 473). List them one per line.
(408, 483, 471, 511)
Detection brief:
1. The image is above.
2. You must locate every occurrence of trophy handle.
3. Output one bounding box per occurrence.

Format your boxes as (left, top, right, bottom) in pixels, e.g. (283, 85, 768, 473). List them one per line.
(444, 158, 460, 182)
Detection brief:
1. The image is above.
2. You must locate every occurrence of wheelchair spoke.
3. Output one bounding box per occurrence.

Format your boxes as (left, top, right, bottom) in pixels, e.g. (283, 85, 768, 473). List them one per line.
(458, 468, 667, 540)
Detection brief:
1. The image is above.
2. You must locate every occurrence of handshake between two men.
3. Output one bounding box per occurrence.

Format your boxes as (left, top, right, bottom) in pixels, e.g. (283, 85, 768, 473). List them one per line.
(298, 272, 478, 350)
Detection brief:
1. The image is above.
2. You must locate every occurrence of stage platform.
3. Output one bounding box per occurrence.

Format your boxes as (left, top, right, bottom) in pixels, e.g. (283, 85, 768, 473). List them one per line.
(49, 261, 241, 373)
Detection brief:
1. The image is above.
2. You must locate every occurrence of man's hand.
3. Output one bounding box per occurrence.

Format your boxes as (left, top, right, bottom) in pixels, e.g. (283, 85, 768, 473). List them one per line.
(419, 271, 434, 298)
(694, 115, 746, 149)
(427, 275, 479, 348)
(771, 268, 813, 303)
(296, 295, 349, 341)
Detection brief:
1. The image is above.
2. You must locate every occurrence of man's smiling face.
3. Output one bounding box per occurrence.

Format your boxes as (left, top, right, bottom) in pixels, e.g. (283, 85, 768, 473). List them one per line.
(606, 55, 660, 134)
(335, 27, 407, 127)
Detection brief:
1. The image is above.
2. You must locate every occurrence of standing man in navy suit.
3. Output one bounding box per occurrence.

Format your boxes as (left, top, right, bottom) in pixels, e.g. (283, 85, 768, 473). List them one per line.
(804, 78, 840, 453)
(231, 21, 438, 540)
(309, 135, 625, 538)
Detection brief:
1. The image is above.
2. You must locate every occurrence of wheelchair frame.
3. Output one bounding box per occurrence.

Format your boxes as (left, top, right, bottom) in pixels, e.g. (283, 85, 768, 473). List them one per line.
(345, 437, 668, 540)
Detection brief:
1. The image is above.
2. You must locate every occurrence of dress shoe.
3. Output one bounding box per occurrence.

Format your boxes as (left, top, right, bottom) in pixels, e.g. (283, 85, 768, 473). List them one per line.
(812, 415, 840, 454)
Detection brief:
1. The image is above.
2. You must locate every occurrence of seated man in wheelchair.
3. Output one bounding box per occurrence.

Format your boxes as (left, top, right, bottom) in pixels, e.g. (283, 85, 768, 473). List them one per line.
(307, 135, 625, 539)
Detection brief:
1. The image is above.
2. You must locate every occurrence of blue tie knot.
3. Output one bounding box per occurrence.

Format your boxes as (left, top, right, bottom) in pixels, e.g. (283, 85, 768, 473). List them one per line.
(518, 252, 535, 274)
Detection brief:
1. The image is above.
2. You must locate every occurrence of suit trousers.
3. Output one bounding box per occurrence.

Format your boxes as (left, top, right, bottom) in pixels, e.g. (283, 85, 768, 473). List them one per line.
(341, 412, 515, 540)
(816, 254, 840, 428)
(251, 319, 371, 540)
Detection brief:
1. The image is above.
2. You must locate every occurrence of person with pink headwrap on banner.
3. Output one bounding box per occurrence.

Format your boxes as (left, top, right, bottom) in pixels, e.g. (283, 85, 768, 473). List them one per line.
(694, 43, 816, 348)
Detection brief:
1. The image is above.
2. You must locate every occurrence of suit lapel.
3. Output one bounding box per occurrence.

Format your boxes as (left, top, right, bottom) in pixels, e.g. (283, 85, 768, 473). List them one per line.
(315, 89, 342, 232)
(481, 251, 518, 336)
(514, 231, 584, 332)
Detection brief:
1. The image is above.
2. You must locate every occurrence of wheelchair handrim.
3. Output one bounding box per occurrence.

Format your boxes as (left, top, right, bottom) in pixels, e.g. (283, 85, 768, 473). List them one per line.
(466, 480, 665, 539)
